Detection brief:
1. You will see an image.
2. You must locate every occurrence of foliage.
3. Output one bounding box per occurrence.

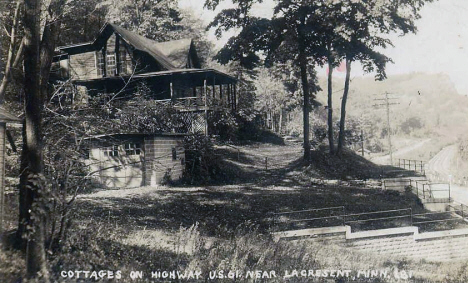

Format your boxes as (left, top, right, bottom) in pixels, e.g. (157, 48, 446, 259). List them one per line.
(55, 0, 107, 46)
(100, 0, 183, 42)
(183, 133, 225, 184)
(253, 66, 302, 130)
(459, 139, 468, 162)
(208, 111, 238, 142)
(206, 0, 432, 156)
(400, 117, 424, 135)
(223, 61, 258, 122)
(235, 114, 284, 145)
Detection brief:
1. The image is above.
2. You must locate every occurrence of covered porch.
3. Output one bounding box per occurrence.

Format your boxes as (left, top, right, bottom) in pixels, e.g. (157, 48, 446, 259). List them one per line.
(74, 68, 238, 111)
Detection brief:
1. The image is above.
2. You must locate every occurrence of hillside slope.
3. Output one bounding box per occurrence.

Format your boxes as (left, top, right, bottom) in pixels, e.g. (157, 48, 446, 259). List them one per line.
(315, 72, 468, 139)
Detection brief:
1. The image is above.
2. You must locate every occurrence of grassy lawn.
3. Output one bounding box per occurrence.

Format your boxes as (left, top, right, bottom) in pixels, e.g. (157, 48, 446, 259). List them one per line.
(72, 144, 439, 237)
(2, 143, 468, 282)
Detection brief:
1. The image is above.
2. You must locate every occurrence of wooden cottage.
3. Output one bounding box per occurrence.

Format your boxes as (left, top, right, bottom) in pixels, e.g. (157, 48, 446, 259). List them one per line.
(83, 133, 185, 188)
(49, 22, 239, 188)
(52, 23, 237, 134)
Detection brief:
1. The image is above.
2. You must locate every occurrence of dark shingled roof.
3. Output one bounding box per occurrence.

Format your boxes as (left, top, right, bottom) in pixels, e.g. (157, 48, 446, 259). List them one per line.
(56, 23, 199, 71)
(108, 24, 176, 70)
(153, 38, 193, 68)
(0, 108, 21, 123)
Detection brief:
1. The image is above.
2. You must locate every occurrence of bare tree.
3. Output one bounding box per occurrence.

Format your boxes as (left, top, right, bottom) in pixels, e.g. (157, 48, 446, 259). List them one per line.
(0, 0, 23, 103)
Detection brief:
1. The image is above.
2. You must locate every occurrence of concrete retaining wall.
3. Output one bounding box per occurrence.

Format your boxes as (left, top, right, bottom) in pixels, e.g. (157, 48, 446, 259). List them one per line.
(274, 226, 468, 262)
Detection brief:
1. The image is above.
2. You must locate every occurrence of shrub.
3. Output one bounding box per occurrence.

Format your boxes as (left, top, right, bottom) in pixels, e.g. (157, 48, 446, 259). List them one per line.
(208, 111, 238, 142)
(183, 133, 225, 184)
(235, 115, 284, 145)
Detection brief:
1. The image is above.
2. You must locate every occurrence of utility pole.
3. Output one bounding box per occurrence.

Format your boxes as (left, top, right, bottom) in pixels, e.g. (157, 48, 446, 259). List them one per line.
(373, 92, 399, 165)
(361, 129, 364, 157)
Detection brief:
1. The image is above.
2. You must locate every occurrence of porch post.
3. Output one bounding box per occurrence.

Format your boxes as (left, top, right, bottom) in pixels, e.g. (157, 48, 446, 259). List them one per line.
(115, 34, 120, 76)
(233, 84, 237, 111)
(227, 84, 231, 109)
(102, 45, 107, 77)
(204, 79, 208, 136)
(212, 75, 216, 106)
(220, 84, 223, 106)
(170, 81, 174, 101)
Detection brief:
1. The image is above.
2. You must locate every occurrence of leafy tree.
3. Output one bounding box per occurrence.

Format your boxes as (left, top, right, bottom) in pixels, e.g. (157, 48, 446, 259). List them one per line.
(254, 66, 300, 133)
(400, 117, 423, 135)
(335, 0, 433, 154)
(56, 0, 108, 46)
(205, 0, 325, 160)
(101, 0, 185, 42)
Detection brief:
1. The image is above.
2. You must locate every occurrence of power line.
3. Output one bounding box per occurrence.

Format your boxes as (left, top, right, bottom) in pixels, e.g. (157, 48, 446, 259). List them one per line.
(373, 92, 400, 166)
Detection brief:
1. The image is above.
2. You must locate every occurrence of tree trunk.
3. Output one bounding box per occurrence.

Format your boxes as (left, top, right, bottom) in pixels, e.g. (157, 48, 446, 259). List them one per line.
(40, 17, 63, 100)
(327, 56, 334, 154)
(297, 16, 311, 161)
(279, 108, 283, 135)
(18, 0, 49, 280)
(12, 39, 25, 70)
(0, 0, 22, 103)
(337, 58, 352, 154)
(298, 47, 311, 161)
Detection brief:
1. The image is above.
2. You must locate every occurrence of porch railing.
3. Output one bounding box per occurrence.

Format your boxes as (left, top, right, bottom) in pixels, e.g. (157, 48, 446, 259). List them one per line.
(153, 96, 232, 109)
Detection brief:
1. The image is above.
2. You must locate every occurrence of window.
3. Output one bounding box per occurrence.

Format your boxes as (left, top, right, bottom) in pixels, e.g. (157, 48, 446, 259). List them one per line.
(103, 145, 119, 157)
(106, 53, 117, 76)
(96, 52, 105, 76)
(172, 147, 177, 161)
(96, 52, 118, 77)
(125, 143, 141, 155)
(119, 51, 127, 74)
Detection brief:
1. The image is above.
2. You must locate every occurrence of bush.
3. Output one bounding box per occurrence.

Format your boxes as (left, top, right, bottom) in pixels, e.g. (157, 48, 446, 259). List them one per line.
(183, 134, 225, 184)
(235, 115, 284, 145)
(208, 111, 238, 142)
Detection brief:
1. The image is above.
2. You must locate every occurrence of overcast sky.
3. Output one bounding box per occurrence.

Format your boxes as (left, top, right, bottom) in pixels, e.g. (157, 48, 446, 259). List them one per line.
(179, 0, 468, 95)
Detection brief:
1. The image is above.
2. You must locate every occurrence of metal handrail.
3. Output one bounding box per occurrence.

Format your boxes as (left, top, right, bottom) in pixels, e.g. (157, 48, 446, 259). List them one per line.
(345, 215, 410, 224)
(413, 218, 461, 225)
(384, 179, 412, 183)
(287, 216, 343, 223)
(345, 208, 411, 218)
(274, 206, 345, 215)
(413, 211, 457, 217)
(273, 205, 467, 229)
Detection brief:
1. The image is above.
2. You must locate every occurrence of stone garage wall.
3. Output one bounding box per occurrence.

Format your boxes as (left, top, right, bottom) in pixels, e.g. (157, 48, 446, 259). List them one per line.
(144, 135, 185, 186)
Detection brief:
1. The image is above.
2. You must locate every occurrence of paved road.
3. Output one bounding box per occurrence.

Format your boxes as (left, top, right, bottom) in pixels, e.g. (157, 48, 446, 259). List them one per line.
(427, 144, 468, 205)
(427, 145, 458, 177)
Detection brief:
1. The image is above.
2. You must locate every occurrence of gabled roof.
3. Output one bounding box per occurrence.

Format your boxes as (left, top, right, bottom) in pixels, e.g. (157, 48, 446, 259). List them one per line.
(108, 24, 176, 70)
(56, 23, 200, 71)
(153, 38, 195, 68)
